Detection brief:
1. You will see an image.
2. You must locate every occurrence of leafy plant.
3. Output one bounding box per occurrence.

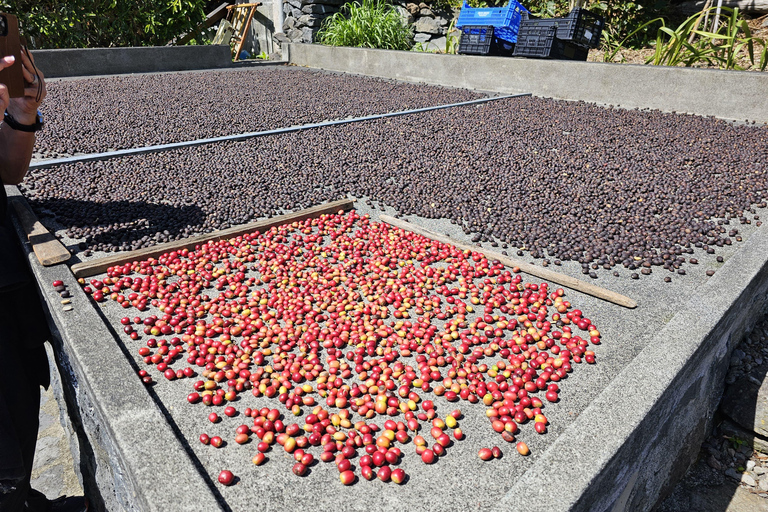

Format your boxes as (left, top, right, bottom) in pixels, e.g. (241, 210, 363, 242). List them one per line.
(1, 0, 208, 49)
(647, 7, 767, 71)
(257, 51, 270, 60)
(590, 1, 666, 49)
(318, 0, 413, 50)
(526, 0, 569, 18)
(445, 19, 460, 54)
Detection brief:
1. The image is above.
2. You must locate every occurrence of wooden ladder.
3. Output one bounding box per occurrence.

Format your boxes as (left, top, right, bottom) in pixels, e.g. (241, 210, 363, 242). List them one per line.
(226, 3, 262, 60)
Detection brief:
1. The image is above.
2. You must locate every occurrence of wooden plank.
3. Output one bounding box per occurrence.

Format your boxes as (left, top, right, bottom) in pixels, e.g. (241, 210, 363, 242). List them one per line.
(11, 200, 71, 266)
(380, 215, 638, 310)
(170, 2, 232, 46)
(226, 3, 262, 9)
(71, 198, 354, 279)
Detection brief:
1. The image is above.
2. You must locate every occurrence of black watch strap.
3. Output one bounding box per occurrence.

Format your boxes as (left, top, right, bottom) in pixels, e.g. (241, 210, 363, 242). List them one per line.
(3, 110, 44, 132)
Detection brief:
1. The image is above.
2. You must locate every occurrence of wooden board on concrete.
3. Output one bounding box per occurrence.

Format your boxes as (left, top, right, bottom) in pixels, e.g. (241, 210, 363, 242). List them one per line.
(11, 199, 71, 266)
(380, 215, 638, 309)
(71, 198, 354, 278)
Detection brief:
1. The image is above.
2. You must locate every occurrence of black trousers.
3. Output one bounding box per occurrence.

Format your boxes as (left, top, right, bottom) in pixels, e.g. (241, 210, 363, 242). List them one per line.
(0, 342, 48, 512)
(0, 212, 54, 511)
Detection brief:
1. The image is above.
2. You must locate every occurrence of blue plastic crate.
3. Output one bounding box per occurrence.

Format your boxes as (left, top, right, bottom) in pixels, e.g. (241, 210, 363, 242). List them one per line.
(456, 1, 528, 43)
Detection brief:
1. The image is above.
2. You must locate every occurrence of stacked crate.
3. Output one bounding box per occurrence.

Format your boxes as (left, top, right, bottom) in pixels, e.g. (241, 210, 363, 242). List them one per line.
(512, 8, 604, 61)
(455, 0, 528, 56)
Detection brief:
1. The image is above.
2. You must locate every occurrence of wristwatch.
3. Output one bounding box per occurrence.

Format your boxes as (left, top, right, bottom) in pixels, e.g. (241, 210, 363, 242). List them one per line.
(3, 109, 44, 132)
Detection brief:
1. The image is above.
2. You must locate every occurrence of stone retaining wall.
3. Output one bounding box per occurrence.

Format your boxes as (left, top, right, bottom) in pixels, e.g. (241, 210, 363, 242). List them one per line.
(277, 0, 459, 51)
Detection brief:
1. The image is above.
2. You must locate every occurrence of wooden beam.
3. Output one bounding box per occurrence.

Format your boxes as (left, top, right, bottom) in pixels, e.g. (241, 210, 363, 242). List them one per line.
(169, 2, 232, 46)
(679, 0, 768, 13)
(70, 198, 354, 279)
(11, 199, 71, 266)
(380, 215, 638, 310)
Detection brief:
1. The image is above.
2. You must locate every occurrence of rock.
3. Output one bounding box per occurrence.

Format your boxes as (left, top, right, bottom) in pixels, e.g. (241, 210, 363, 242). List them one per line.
(725, 468, 742, 481)
(760, 478, 768, 491)
(274, 32, 291, 44)
(734, 348, 747, 360)
(721, 373, 768, 438)
(406, 3, 419, 14)
(307, 0, 347, 5)
(302, 4, 337, 14)
(755, 466, 766, 475)
(298, 14, 324, 27)
(756, 357, 764, 365)
(438, 16, 449, 26)
(742, 473, 757, 486)
(414, 17, 441, 34)
(707, 455, 723, 470)
(747, 460, 756, 471)
(394, 5, 415, 25)
(418, 2, 428, 8)
(763, 17, 768, 27)
(285, 0, 301, 8)
(719, 419, 768, 455)
(730, 355, 742, 367)
(426, 36, 447, 51)
(283, 17, 296, 30)
(413, 32, 431, 43)
(287, 28, 304, 41)
(291, 7, 303, 18)
(419, 8, 435, 17)
(301, 26, 319, 43)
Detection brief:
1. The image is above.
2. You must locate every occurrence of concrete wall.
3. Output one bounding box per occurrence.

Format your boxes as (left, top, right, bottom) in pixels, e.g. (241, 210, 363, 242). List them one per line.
(31, 45, 233, 79)
(284, 43, 768, 123)
(498, 222, 768, 511)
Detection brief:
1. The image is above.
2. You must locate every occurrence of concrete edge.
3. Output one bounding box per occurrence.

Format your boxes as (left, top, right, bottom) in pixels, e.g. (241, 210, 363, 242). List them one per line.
(44, 60, 289, 83)
(7, 188, 224, 512)
(497, 222, 768, 511)
(283, 43, 768, 124)
(31, 46, 233, 79)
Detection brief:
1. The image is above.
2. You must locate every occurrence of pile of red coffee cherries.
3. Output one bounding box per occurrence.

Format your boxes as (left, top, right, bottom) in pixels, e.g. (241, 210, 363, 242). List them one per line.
(79, 210, 601, 486)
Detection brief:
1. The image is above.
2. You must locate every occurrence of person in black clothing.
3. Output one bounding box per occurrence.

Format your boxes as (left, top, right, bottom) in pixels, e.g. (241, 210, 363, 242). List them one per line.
(0, 48, 86, 512)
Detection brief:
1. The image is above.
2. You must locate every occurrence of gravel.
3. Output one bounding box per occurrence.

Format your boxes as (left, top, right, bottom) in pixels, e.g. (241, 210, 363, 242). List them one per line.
(21, 95, 768, 276)
(35, 66, 484, 159)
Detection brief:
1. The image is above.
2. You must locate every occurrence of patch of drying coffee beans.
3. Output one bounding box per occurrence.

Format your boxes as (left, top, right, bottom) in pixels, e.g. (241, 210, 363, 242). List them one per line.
(81, 210, 601, 485)
(22, 96, 767, 273)
(35, 67, 483, 158)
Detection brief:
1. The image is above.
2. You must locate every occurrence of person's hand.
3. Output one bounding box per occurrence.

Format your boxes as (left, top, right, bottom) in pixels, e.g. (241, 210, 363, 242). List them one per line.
(0, 55, 16, 117)
(6, 49, 46, 125)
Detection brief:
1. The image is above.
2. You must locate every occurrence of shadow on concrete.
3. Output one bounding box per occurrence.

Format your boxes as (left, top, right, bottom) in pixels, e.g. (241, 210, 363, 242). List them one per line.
(88, 300, 237, 512)
(27, 198, 206, 253)
(655, 358, 768, 512)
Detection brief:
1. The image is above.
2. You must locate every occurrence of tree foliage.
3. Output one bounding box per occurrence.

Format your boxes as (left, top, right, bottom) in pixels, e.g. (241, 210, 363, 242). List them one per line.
(1, 0, 207, 49)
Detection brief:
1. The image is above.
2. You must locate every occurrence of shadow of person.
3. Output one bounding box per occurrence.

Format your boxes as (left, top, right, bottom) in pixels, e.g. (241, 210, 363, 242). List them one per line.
(27, 198, 206, 254)
(655, 339, 768, 512)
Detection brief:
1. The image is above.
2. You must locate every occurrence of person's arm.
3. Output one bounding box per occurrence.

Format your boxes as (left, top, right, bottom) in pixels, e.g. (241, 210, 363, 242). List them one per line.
(0, 49, 46, 186)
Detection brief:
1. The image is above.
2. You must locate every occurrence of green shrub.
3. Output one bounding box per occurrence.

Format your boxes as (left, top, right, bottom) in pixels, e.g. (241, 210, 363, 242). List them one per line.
(318, 0, 413, 51)
(1, 0, 207, 49)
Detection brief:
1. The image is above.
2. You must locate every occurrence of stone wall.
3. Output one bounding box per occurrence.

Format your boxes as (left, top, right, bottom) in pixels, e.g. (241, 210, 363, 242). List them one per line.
(275, 0, 460, 51)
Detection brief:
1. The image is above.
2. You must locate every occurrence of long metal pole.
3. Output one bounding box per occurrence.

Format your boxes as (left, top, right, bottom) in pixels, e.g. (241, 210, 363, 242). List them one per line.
(29, 93, 532, 170)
